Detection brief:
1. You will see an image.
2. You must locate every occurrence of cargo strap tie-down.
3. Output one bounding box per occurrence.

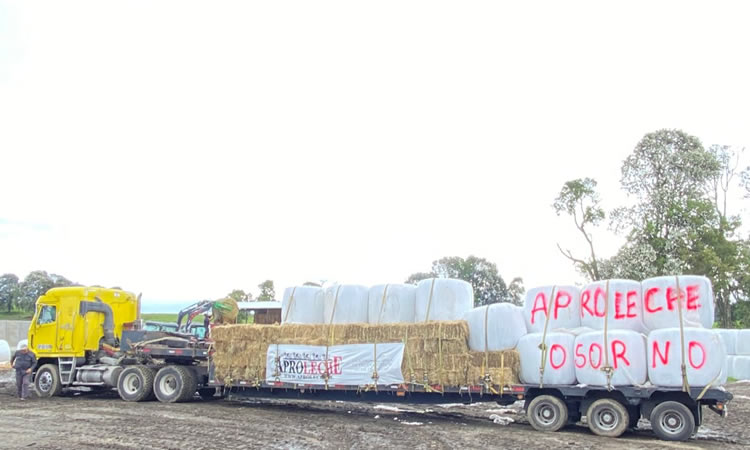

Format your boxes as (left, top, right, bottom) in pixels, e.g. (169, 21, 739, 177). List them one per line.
(274, 287, 298, 381)
(322, 285, 343, 389)
(600, 280, 615, 391)
(674, 276, 692, 394)
(480, 304, 501, 395)
(538, 285, 557, 389)
(424, 278, 437, 322)
(369, 284, 391, 391)
(282, 286, 297, 323)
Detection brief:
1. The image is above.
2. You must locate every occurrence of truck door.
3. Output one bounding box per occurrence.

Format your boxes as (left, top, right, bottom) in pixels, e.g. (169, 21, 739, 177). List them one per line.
(57, 297, 77, 352)
(31, 302, 58, 356)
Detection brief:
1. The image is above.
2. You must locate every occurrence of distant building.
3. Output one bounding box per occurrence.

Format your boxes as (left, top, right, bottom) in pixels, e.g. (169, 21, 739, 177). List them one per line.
(236, 301, 282, 324)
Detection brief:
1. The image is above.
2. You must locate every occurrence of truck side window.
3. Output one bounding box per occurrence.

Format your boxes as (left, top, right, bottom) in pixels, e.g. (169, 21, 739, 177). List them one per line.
(37, 305, 57, 325)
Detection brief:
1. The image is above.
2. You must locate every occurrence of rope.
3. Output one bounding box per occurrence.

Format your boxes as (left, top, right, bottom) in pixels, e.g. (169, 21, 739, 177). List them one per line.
(538, 286, 556, 388)
(438, 321, 444, 392)
(323, 285, 342, 390)
(675, 276, 690, 393)
(282, 287, 297, 323)
(404, 328, 416, 392)
(600, 280, 614, 391)
(424, 278, 437, 322)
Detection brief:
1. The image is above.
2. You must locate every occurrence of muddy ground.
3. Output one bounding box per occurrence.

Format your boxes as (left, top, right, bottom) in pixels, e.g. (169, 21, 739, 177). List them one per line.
(1, 370, 749, 450)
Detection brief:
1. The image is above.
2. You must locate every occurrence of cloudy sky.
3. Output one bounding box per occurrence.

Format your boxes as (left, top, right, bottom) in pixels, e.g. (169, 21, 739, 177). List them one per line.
(1, 1, 748, 303)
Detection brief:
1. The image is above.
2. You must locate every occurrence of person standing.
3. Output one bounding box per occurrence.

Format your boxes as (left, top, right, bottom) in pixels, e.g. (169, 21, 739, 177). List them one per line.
(11, 343, 36, 400)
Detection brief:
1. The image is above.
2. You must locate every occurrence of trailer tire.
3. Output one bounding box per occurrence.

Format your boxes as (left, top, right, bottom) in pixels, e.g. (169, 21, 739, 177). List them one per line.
(118, 365, 155, 402)
(527, 395, 568, 432)
(650, 401, 695, 442)
(154, 366, 197, 403)
(34, 364, 63, 398)
(587, 398, 629, 438)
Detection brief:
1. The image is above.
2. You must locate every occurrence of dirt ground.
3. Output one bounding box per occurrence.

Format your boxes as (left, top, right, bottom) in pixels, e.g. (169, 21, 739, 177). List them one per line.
(1, 370, 749, 450)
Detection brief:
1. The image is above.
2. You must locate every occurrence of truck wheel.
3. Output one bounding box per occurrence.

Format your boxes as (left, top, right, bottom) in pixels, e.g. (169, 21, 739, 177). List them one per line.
(650, 401, 695, 442)
(587, 398, 629, 438)
(118, 365, 155, 402)
(34, 364, 63, 397)
(527, 395, 568, 432)
(154, 366, 197, 403)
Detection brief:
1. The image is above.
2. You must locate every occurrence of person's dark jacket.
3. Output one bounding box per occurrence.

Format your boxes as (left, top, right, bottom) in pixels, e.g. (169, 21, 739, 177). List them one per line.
(12, 351, 37, 372)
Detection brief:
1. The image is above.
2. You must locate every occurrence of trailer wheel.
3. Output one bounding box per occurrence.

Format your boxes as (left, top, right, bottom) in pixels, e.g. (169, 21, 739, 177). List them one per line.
(650, 401, 695, 442)
(118, 365, 155, 402)
(154, 366, 197, 403)
(527, 395, 568, 432)
(34, 364, 63, 398)
(587, 398, 629, 438)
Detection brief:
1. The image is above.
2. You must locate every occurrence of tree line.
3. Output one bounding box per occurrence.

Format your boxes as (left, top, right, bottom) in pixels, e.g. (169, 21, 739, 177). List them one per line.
(0, 271, 77, 313)
(554, 129, 750, 328)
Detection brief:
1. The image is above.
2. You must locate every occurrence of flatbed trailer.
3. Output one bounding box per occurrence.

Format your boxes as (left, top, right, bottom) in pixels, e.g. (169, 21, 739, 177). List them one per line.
(211, 368, 732, 442)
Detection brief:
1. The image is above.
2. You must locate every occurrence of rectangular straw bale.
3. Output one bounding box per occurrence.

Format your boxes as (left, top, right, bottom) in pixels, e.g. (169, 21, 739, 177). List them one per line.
(212, 321, 518, 387)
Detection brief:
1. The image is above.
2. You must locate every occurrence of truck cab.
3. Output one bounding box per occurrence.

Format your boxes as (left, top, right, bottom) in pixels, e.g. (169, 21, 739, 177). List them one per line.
(29, 287, 139, 396)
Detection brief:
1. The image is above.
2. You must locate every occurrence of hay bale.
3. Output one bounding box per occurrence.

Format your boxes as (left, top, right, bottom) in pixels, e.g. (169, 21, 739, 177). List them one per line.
(212, 321, 519, 387)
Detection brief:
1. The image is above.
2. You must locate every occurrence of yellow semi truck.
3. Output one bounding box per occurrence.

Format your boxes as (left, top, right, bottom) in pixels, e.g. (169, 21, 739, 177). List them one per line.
(29, 286, 215, 402)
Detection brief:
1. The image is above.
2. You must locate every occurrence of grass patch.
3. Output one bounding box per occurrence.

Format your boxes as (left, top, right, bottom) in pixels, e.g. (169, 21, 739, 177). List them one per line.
(141, 313, 183, 323)
(0, 311, 34, 320)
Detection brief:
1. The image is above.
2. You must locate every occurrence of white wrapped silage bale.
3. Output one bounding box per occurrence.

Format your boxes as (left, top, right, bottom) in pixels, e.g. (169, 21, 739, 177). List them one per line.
(580, 280, 645, 333)
(415, 278, 473, 322)
(574, 330, 647, 386)
(281, 286, 325, 324)
(523, 285, 581, 333)
(736, 330, 750, 355)
(367, 284, 416, 324)
(647, 328, 727, 387)
(324, 284, 369, 324)
(715, 329, 738, 355)
(732, 356, 750, 380)
(465, 303, 527, 352)
(0, 339, 10, 364)
(641, 275, 714, 330)
(517, 332, 577, 385)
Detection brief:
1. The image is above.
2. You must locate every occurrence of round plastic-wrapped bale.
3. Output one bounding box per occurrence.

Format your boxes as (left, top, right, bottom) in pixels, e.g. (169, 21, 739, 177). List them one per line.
(324, 284, 369, 324)
(465, 303, 527, 352)
(281, 286, 325, 324)
(517, 332, 577, 385)
(736, 330, 750, 355)
(523, 285, 581, 333)
(415, 278, 473, 322)
(368, 284, 416, 324)
(732, 356, 750, 381)
(647, 328, 727, 387)
(641, 275, 714, 330)
(0, 339, 10, 365)
(715, 329, 738, 356)
(580, 280, 645, 333)
(574, 330, 647, 386)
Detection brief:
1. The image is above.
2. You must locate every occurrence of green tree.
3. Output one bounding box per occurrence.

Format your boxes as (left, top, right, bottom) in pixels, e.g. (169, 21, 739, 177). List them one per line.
(303, 281, 322, 287)
(507, 277, 525, 306)
(257, 280, 276, 301)
(406, 256, 522, 306)
(227, 289, 251, 302)
(18, 270, 55, 311)
(616, 129, 720, 275)
(553, 178, 605, 280)
(0, 273, 20, 313)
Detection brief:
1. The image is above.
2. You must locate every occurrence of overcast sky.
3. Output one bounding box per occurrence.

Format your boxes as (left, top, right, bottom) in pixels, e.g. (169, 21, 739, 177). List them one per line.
(1, 1, 748, 303)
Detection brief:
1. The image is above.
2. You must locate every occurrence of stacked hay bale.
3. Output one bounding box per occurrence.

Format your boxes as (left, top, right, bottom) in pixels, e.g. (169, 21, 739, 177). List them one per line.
(212, 321, 519, 388)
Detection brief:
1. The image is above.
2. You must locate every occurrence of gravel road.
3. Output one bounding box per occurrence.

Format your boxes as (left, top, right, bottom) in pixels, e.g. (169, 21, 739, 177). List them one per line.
(1, 370, 748, 449)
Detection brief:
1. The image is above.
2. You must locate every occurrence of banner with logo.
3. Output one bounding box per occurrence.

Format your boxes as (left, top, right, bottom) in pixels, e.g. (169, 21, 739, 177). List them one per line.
(265, 343, 405, 385)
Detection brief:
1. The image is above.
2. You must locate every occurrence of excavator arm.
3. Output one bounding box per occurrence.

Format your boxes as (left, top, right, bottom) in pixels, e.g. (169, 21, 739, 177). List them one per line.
(176, 300, 213, 332)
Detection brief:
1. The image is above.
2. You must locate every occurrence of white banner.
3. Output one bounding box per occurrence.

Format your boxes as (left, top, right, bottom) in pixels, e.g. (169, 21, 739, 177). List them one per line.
(266, 343, 405, 385)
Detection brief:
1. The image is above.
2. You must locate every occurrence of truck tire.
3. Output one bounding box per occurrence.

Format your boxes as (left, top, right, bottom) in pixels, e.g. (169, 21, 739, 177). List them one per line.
(650, 401, 695, 442)
(154, 366, 197, 403)
(34, 364, 63, 398)
(587, 398, 629, 438)
(118, 365, 155, 402)
(527, 395, 568, 432)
